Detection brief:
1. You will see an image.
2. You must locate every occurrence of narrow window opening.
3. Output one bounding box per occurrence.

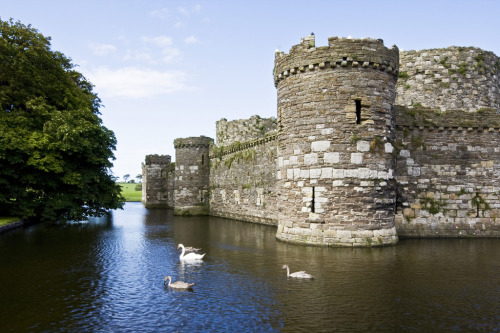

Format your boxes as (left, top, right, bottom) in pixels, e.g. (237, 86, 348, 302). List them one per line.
(475, 192, 480, 217)
(355, 100, 362, 124)
(311, 187, 315, 213)
(201, 154, 205, 165)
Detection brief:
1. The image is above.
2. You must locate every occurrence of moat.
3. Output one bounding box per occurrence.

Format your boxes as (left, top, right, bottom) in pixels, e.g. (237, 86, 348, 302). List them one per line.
(1, 202, 499, 332)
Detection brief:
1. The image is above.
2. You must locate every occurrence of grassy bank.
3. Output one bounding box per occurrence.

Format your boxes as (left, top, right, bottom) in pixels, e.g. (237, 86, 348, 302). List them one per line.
(0, 217, 20, 227)
(119, 182, 142, 202)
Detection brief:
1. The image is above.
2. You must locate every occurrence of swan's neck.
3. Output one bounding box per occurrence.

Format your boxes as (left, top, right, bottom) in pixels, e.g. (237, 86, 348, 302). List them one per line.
(286, 266, 290, 277)
(179, 246, 185, 259)
(166, 277, 172, 286)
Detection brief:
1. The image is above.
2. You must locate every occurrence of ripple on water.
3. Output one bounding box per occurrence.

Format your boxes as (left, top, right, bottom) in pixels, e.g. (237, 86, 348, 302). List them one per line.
(2, 204, 500, 332)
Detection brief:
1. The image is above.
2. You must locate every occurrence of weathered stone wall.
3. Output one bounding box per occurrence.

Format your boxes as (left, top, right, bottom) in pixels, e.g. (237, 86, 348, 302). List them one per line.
(209, 132, 278, 225)
(394, 107, 500, 237)
(273, 35, 399, 247)
(216, 115, 277, 146)
(174, 136, 213, 215)
(396, 47, 500, 111)
(142, 154, 174, 208)
(142, 34, 500, 246)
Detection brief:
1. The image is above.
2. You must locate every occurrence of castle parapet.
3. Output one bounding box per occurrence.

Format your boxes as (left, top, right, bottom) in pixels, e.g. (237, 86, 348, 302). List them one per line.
(216, 115, 277, 146)
(144, 154, 171, 165)
(396, 47, 500, 111)
(274, 35, 399, 86)
(174, 136, 213, 148)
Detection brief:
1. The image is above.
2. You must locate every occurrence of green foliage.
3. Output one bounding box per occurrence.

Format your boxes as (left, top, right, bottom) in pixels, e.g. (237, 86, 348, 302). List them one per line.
(398, 71, 409, 79)
(369, 136, 384, 154)
(440, 57, 450, 68)
(410, 135, 426, 151)
(404, 83, 410, 90)
(458, 63, 468, 75)
(412, 102, 422, 108)
(349, 133, 362, 144)
(0, 19, 124, 221)
(471, 193, 490, 217)
(419, 197, 446, 215)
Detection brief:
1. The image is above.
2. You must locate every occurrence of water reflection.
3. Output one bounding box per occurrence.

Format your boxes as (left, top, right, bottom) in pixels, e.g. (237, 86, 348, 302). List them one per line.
(1, 202, 500, 332)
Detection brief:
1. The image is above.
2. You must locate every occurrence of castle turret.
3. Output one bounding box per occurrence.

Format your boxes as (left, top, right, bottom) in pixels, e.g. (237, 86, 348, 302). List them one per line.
(142, 154, 173, 208)
(274, 35, 400, 246)
(173, 136, 214, 215)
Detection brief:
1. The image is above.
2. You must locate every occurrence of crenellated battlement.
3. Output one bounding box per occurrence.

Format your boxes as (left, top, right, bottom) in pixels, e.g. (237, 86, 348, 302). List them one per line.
(174, 136, 213, 148)
(397, 47, 500, 111)
(144, 154, 171, 165)
(274, 35, 399, 86)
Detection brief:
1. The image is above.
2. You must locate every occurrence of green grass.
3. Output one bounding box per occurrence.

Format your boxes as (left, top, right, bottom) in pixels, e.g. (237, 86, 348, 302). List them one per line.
(0, 217, 21, 227)
(119, 182, 142, 202)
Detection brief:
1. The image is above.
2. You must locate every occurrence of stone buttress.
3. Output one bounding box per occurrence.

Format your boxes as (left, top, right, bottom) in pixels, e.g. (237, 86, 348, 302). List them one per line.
(274, 35, 400, 246)
(173, 136, 213, 215)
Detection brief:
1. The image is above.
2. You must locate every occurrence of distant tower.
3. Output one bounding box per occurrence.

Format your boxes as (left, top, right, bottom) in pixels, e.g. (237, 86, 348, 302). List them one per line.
(173, 136, 214, 215)
(142, 154, 172, 208)
(273, 35, 400, 246)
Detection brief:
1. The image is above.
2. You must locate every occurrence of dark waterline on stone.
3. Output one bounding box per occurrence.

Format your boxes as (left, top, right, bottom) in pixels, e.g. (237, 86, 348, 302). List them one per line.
(1, 202, 499, 332)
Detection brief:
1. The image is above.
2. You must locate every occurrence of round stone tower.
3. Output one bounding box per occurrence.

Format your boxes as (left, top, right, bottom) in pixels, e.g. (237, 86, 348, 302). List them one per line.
(173, 136, 213, 215)
(274, 35, 400, 247)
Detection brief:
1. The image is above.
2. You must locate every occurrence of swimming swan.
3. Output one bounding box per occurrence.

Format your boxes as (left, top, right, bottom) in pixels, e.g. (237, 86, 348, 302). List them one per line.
(164, 276, 194, 289)
(282, 264, 314, 279)
(177, 243, 206, 261)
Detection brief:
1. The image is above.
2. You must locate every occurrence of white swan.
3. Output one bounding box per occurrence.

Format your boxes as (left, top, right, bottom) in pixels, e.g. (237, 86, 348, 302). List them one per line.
(177, 243, 206, 261)
(282, 264, 314, 279)
(164, 276, 194, 289)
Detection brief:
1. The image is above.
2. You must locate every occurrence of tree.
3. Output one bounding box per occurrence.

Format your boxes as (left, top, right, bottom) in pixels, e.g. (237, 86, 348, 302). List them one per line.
(123, 174, 130, 183)
(136, 174, 142, 182)
(0, 19, 124, 222)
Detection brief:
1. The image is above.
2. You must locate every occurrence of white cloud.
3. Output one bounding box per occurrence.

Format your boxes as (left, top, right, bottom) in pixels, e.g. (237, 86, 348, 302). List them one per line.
(142, 36, 180, 63)
(87, 67, 192, 99)
(185, 36, 199, 44)
(142, 36, 173, 48)
(89, 43, 117, 56)
(150, 7, 169, 19)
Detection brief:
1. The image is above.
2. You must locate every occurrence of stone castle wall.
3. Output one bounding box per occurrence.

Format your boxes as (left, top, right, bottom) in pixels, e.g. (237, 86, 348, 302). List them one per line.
(396, 47, 500, 111)
(216, 115, 277, 146)
(209, 131, 278, 225)
(394, 107, 500, 237)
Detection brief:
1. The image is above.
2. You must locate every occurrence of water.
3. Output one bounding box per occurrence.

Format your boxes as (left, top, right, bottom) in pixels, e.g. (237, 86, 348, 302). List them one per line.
(1, 202, 500, 332)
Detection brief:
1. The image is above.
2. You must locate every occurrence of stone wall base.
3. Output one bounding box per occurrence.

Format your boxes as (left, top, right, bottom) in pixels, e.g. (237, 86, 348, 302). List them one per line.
(275, 225, 399, 247)
(210, 210, 277, 226)
(174, 205, 209, 216)
(142, 201, 172, 209)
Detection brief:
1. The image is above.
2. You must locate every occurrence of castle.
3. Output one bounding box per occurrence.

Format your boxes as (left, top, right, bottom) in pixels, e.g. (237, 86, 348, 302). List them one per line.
(142, 34, 500, 247)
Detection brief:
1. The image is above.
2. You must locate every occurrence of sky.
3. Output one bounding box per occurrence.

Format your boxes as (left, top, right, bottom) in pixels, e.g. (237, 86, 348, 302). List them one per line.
(2, 0, 500, 181)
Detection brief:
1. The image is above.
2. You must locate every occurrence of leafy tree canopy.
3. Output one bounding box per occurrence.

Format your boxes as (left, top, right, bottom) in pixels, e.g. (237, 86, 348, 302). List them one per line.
(0, 18, 124, 222)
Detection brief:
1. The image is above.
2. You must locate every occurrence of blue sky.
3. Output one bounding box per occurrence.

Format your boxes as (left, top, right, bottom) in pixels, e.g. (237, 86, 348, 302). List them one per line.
(2, 0, 499, 181)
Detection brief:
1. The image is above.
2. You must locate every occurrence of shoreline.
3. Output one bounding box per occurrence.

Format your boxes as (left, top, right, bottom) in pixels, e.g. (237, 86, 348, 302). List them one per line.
(0, 220, 25, 234)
